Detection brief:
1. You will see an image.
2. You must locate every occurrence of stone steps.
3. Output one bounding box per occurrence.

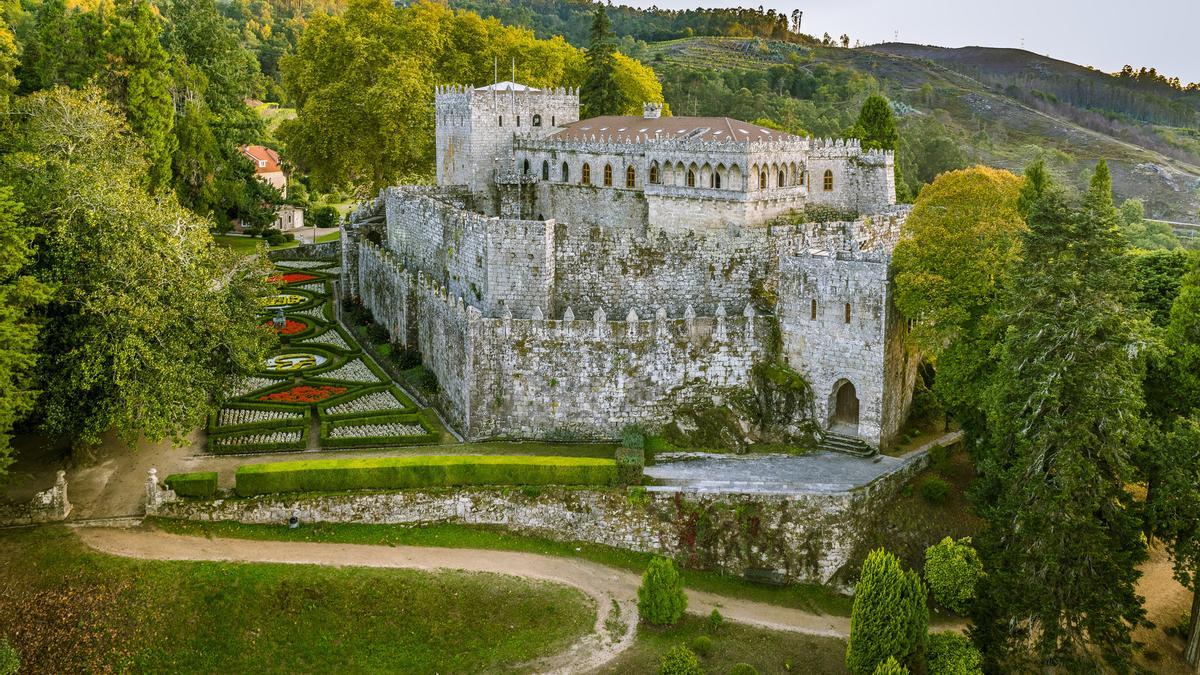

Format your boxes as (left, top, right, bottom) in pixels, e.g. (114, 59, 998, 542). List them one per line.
(818, 432, 876, 458)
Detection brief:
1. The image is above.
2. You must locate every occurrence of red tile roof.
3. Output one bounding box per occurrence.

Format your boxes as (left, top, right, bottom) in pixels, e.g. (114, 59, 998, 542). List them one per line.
(240, 145, 283, 174)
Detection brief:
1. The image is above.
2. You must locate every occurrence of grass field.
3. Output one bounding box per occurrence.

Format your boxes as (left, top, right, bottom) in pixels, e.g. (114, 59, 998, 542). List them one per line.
(212, 231, 341, 254)
(154, 519, 855, 617)
(0, 527, 593, 673)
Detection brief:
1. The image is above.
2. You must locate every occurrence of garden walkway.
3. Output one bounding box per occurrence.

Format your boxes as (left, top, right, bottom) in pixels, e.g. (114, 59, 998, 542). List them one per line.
(79, 527, 852, 673)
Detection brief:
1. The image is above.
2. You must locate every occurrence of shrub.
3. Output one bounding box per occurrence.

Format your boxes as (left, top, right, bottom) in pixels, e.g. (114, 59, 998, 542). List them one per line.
(638, 557, 687, 625)
(235, 455, 618, 496)
(923, 537, 984, 614)
(658, 646, 702, 675)
(845, 548, 928, 675)
(164, 472, 219, 498)
(872, 656, 908, 674)
(0, 638, 18, 675)
(621, 425, 646, 450)
(690, 634, 712, 657)
(365, 323, 390, 345)
(920, 476, 950, 504)
(926, 632, 983, 674)
(266, 233, 286, 246)
(312, 204, 339, 229)
(707, 608, 725, 631)
(728, 664, 758, 675)
(615, 447, 645, 485)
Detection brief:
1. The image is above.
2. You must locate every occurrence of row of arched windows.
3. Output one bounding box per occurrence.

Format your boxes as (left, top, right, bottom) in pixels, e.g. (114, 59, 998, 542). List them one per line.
(517, 157, 834, 192)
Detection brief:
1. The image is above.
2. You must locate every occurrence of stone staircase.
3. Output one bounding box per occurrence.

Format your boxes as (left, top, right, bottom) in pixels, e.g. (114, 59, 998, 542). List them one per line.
(818, 431, 876, 458)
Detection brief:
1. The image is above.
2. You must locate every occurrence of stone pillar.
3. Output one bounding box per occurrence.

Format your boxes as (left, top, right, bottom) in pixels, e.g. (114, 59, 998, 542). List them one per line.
(145, 468, 177, 515)
(30, 470, 71, 523)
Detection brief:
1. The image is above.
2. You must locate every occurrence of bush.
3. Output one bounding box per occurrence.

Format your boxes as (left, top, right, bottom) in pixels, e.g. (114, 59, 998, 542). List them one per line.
(638, 557, 687, 625)
(707, 608, 725, 631)
(923, 537, 984, 614)
(872, 656, 908, 674)
(621, 425, 646, 450)
(164, 472, 219, 498)
(845, 548, 928, 675)
(690, 634, 712, 657)
(365, 323, 390, 345)
(615, 447, 645, 485)
(919, 476, 950, 504)
(266, 233, 286, 246)
(727, 664, 758, 675)
(658, 646, 702, 675)
(0, 638, 18, 675)
(235, 455, 618, 496)
(312, 204, 340, 229)
(926, 632, 983, 674)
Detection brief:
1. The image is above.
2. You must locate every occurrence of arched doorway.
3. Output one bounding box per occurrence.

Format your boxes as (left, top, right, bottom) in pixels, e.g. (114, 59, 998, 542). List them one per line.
(829, 380, 860, 432)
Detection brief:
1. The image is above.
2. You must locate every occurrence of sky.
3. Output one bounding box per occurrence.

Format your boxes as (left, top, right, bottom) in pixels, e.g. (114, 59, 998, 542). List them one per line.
(618, 0, 1200, 85)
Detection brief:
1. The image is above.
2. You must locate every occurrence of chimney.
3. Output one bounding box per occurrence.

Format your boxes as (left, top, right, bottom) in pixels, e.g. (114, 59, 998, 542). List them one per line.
(643, 102, 663, 119)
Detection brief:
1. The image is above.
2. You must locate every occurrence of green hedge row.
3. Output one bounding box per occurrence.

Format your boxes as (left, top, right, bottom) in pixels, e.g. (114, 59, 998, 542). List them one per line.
(235, 455, 618, 496)
(207, 404, 312, 434)
(164, 471, 219, 498)
(319, 413, 439, 448)
(317, 385, 418, 419)
(255, 345, 341, 379)
(206, 425, 309, 455)
(615, 447, 645, 485)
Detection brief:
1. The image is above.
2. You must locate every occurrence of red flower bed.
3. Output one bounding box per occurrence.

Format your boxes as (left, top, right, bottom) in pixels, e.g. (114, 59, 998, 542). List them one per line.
(261, 318, 308, 336)
(266, 272, 319, 284)
(258, 385, 347, 403)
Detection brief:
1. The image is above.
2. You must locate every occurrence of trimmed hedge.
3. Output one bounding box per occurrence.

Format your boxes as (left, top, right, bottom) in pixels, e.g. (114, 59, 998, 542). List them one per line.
(235, 455, 619, 496)
(206, 425, 309, 455)
(319, 413, 439, 448)
(615, 447, 645, 485)
(164, 471, 219, 498)
(208, 403, 311, 434)
(256, 345, 341, 378)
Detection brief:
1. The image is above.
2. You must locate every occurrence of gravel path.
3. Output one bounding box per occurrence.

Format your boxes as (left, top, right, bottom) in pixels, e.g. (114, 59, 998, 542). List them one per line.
(78, 527, 851, 673)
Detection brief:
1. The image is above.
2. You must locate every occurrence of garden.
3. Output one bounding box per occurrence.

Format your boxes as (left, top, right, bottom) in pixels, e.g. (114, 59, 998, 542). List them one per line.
(210, 258, 446, 455)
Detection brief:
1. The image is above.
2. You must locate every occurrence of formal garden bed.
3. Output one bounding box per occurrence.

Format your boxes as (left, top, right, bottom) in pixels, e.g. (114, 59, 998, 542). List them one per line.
(209, 258, 447, 454)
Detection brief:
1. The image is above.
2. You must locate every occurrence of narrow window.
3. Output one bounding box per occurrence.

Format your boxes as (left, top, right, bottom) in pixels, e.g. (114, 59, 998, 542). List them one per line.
(810, 299, 817, 320)
(824, 170, 834, 191)
(532, 114, 542, 127)
(625, 166, 635, 188)
(516, 116, 521, 127)
(687, 170, 696, 187)
(551, 115, 555, 126)
(759, 171, 767, 190)
(649, 164, 659, 184)
(799, 171, 805, 186)
(714, 172, 722, 189)
(603, 164, 613, 186)
(778, 170, 785, 187)
(522, 159, 530, 175)
(561, 162, 569, 182)
(542, 160, 549, 180)
(582, 163, 591, 185)
(498, 115, 503, 127)
(844, 303, 851, 323)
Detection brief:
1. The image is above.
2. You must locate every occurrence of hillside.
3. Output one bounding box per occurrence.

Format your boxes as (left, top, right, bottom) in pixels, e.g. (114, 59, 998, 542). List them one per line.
(637, 37, 1200, 221)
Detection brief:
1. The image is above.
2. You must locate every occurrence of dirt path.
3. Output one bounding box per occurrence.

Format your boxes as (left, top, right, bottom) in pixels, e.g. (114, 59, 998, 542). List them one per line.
(78, 527, 850, 673)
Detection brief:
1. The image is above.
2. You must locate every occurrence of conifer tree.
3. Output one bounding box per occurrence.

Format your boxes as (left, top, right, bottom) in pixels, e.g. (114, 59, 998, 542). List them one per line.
(1150, 419, 1200, 671)
(846, 548, 928, 674)
(970, 161, 1148, 671)
(580, 4, 621, 118)
(637, 557, 687, 625)
(852, 95, 909, 201)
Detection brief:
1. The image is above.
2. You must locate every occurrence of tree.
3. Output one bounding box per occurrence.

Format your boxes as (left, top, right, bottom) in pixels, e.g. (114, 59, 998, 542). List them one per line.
(852, 95, 909, 201)
(926, 632, 983, 675)
(2, 87, 272, 452)
(579, 3, 621, 118)
(637, 557, 687, 625)
(970, 161, 1149, 671)
(1165, 254, 1200, 414)
(923, 537, 984, 614)
(1120, 197, 1181, 249)
(611, 53, 667, 116)
(105, 0, 177, 191)
(871, 657, 908, 675)
(0, 187, 52, 479)
(846, 548, 928, 675)
(658, 645, 702, 675)
(172, 91, 221, 216)
(1150, 419, 1200, 671)
(0, 16, 18, 109)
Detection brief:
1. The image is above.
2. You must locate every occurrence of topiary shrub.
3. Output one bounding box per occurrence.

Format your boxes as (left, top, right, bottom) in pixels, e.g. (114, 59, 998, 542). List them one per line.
(845, 548, 928, 675)
(659, 645, 702, 675)
(638, 557, 687, 626)
(871, 656, 909, 674)
(164, 471, 219, 498)
(923, 537, 984, 614)
(621, 425, 646, 450)
(690, 634, 712, 657)
(615, 447, 645, 485)
(920, 476, 950, 505)
(727, 664, 758, 675)
(926, 631, 983, 674)
(0, 638, 18, 675)
(266, 233, 286, 246)
(707, 608, 725, 631)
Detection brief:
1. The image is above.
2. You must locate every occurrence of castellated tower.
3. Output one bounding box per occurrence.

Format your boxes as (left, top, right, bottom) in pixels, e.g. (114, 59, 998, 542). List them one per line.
(435, 82, 579, 195)
(806, 138, 896, 213)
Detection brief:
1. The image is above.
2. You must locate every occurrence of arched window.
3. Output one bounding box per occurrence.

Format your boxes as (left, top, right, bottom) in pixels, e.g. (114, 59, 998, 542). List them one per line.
(824, 170, 834, 191)
(714, 172, 722, 189)
(532, 114, 542, 127)
(778, 170, 785, 187)
(649, 163, 659, 184)
(542, 160, 549, 180)
(811, 299, 818, 320)
(625, 166, 636, 188)
(561, 162, 569, 182)
(844, 303, 852, 323)
(603, 164, 613, 186)
(581, 163, 591, 185)
(759, 171, 767, 190)
(522, 159, 530, 175)
(687, 169, 696, 187)
(799, 171, 805, 186)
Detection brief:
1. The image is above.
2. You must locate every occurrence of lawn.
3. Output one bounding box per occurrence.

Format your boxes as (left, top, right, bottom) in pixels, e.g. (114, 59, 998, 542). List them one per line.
(0, 527, 593, 673)
(600, 614, 848, 674)
(154, 519, 855, 617)
(212, 231, 340, 255)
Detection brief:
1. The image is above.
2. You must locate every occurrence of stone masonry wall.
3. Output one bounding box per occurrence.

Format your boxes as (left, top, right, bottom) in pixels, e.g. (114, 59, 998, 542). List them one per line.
(155, 450, 932, 586)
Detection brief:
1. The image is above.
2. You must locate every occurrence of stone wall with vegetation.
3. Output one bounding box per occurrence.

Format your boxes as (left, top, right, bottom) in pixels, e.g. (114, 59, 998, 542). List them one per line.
(156, 452, 931, 585)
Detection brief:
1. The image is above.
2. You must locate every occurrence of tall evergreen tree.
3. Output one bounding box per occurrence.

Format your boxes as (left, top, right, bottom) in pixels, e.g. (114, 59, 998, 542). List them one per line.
(105, 0, 176, 191)
(970, 161, 1149, 671)
(852, 95, 909, 201)
(1151, 418, 1200, 672)
(579, 4, 621, 118)
(846, 548, 928, 674)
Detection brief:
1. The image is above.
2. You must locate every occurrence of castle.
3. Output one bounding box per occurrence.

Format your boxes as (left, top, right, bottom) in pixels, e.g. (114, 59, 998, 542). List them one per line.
(342, 81, 919, 449)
